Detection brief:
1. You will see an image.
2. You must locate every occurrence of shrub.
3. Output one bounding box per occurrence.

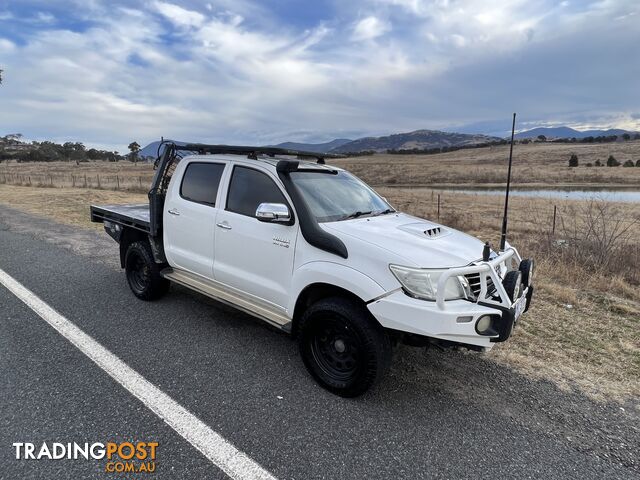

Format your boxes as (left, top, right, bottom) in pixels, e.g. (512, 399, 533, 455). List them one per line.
(607, 155, 620, 167)
(636, 159, 640, 167)
(568, 153, 579, 167)
(594, 159, 602, 167)
(585, 162, 593, 167)
(623, 160, 634, 167)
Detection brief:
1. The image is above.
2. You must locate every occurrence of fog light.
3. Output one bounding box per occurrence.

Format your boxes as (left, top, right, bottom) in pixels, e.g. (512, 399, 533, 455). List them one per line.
(475, 315, 493, 335)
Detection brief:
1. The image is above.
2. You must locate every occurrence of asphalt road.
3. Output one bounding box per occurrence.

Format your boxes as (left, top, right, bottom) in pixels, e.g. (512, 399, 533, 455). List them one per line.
(0, 206, 638, 479)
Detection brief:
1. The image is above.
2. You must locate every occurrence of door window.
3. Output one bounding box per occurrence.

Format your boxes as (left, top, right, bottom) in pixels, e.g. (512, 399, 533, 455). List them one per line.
(180, 162, 225, 206)
(226, 166, 288, 217)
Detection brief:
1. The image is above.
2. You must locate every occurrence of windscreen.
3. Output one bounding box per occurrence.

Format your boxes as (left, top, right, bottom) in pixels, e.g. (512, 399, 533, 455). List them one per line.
(290, 170, 392, 222)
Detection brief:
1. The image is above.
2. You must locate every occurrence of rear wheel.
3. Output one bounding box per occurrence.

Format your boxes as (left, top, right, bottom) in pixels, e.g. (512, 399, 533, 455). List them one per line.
(125, 241, 169, 301)
(298, 297, 392, 397)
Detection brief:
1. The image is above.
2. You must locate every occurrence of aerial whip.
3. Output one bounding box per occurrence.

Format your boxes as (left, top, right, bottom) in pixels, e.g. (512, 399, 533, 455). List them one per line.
(500, 113, 517, 251)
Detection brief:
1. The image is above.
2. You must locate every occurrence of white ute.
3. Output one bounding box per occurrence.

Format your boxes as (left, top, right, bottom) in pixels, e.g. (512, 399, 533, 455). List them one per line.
(91, 143, 534, 397)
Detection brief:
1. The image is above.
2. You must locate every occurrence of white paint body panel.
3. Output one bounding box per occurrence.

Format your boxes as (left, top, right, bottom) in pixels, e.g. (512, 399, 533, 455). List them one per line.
(162, 155, 526, 349)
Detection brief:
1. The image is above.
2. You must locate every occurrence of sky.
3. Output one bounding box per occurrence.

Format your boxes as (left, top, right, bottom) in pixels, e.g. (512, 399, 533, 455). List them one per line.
(0, 0, 639, 151)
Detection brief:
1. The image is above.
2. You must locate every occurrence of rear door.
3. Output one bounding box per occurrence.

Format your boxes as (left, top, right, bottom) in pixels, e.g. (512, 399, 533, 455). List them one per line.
(163, 160, 227, 279)
(213, 165, 298, 308)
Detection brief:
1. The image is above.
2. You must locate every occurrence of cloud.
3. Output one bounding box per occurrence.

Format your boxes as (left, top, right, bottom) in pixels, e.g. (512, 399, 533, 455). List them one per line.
(153, 1, 205, 27)
(351, 16, 390, 41)
(0, 0, 638, 151)
(0, 38, 16, 52)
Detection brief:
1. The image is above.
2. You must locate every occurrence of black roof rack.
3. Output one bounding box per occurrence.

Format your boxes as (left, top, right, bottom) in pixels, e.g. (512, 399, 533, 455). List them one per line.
(170, 142, 344, 162)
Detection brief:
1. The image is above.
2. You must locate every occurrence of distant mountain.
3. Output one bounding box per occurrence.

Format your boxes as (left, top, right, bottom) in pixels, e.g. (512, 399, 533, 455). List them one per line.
(270, 138, 353, 153)
(138, 138, 353, 159)
(332, 129, 501, 153)
(514, 127, 636, 139)
(138, 140, 188, 160)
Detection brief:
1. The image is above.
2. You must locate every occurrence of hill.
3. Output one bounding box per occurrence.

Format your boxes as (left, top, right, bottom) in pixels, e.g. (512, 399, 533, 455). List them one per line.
(332, 129, 501, 153)
(270, 138, 352, 153)
(138, 140, 188, 160)
(515, 126, 635, 140)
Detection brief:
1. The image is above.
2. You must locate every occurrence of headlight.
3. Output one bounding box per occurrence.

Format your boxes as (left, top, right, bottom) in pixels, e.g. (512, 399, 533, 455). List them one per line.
(389, 265, 472, 301)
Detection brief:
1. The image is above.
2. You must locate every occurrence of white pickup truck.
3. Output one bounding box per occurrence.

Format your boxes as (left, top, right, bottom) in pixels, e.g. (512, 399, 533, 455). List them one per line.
(91, 143, 534, 397)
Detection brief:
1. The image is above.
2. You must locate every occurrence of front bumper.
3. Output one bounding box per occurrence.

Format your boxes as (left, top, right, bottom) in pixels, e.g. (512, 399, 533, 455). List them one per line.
(367, 248, 534, 350)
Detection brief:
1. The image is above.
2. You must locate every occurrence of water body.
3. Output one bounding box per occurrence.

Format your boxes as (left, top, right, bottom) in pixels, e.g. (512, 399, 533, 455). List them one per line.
(401, 187, 640, 203)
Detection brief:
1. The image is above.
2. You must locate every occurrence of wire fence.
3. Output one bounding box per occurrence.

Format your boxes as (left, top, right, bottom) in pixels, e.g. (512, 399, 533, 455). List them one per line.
(387, 189, 640, 231)
(0, 172, 154, 192)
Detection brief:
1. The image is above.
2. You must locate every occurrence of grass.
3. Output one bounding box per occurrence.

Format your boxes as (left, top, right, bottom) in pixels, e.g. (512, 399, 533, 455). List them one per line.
(333, 140, 640, 187)
(0, 140, 639, 401)
(0, 185, 146, 229)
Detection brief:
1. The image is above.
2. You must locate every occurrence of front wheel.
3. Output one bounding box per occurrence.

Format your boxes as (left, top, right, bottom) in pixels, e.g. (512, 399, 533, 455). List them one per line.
(298, 297, 392, 397)
(124, 241, 169, 301)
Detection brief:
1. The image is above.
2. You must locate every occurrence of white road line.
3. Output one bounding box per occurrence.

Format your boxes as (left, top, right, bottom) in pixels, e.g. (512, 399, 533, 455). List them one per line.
(0, 267, 277, 480)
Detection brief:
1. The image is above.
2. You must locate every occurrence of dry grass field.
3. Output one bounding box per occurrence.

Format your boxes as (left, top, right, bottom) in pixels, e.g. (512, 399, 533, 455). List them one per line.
(334, 140, 640, 187)
(0, 140, 638, 402)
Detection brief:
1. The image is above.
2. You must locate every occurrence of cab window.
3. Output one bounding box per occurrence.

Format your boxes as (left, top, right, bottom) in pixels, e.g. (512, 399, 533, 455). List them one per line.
(226, 166, 287, 217)
(180, 162, 225, 206)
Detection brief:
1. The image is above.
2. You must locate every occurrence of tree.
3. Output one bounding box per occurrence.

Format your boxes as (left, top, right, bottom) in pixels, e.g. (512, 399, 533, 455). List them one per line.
(0, 68, 3, 84)
(635, 133, 640, 140)
(606, 155, 620, 167)
(537, 135, 547, 142)
(622, 159, 634, 167)
(622, 133, 631, 141)
(128, 141, 140, 164)
(636, 159, 640, 167)
(568, 153, 579, 167)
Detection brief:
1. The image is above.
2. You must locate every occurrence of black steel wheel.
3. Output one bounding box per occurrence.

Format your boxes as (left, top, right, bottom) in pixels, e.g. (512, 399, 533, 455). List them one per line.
(310, 317, 361, 381)
(124, 241, 169, 301)
(298, 297, 392, 397)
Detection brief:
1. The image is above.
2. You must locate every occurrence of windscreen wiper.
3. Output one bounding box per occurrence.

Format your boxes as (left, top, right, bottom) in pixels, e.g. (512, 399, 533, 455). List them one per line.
(340, 210, 372, 221)
(373, 208, 396, 216)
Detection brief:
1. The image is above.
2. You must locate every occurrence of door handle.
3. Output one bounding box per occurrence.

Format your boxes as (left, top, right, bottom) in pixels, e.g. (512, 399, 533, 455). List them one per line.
(167, 208, 180, 216)
(216, 222, 232, 230)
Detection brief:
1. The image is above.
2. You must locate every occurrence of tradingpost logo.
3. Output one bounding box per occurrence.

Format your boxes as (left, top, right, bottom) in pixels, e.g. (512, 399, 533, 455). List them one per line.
(12, 441, 159, 474)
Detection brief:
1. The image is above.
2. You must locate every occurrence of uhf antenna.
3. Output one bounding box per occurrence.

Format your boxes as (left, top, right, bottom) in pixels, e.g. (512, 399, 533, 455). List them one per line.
(500, 113, 516, 251)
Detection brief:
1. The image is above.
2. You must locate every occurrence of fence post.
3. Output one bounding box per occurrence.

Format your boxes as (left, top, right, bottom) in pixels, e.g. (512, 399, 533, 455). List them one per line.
(28, 176, 31, 186)
(97, 175, 101, 188)
(437, 194, 441, 220)
(49, 175, 53, 187)
(116, 175, 120, 189)
(552, 205, 557, 235)
(138, 176, 142, 188)
(84, 174, 87, 188)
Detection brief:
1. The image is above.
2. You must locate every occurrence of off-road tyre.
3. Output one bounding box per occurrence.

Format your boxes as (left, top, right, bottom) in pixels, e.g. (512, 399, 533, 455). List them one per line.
(124, 241, 169, 301)
(502, 270, 523, 302)
(519, 258, 534, 287)
(298, 296, 392, 397)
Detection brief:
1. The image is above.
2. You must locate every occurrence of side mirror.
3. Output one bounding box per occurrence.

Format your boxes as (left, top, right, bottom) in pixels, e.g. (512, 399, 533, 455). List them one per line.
(256, 203, 291, 223)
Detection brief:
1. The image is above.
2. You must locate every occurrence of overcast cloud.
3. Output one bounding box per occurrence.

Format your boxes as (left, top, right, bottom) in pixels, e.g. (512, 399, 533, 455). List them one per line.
(0, 0, 638, 150)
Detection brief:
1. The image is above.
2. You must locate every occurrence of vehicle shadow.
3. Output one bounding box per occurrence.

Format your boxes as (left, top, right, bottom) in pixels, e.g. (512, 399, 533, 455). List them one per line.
(162, 283, 639, 476)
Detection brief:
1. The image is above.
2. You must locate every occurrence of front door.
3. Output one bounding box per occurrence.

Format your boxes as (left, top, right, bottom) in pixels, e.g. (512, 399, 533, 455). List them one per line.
(163, 161, 227, 279)
(213, 165, 298, 308)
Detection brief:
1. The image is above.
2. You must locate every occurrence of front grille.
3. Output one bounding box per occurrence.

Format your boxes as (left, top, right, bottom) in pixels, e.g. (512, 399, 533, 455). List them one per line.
(464, 272, 496, 299)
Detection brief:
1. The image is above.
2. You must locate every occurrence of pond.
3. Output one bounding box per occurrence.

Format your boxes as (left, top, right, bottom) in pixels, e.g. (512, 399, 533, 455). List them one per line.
(401, 187, 640, 203)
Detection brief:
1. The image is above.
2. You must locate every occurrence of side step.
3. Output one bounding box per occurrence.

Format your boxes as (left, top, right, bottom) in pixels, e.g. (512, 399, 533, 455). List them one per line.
(161, 268, 292, 333)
